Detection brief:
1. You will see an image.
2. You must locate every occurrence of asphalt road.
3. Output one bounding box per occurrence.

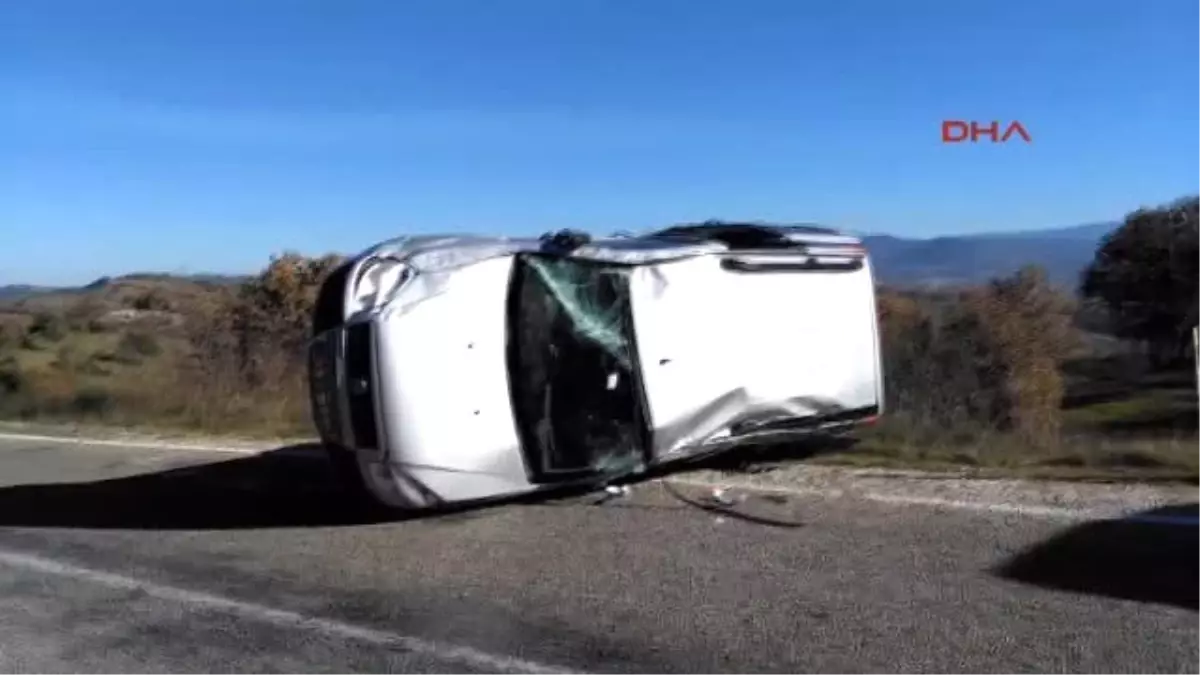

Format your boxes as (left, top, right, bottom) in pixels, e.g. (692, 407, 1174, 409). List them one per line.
(0, 434, 1195, 673)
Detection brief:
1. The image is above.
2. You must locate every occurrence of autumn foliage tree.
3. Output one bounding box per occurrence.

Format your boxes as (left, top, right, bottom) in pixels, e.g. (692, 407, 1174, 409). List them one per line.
(878, 266, 1076, 447)
(1080, 195, 1199, 365)
(962, 266, 1077, 443)
(229, 253, 344, 383)
(184, 252, 343, 394)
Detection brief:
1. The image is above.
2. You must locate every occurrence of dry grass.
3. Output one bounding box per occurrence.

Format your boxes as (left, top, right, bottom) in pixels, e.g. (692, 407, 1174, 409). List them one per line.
(0, 264, 320, 438)
(834, 420, 1197, 482)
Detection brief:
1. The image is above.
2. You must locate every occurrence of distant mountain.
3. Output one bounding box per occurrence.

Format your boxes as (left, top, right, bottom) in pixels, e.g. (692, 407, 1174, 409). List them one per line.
(0, 284, 56, 301)
(862, 221, 1119, 288)
(0, 223, 1119, 301)
(0, 273, 249, 308)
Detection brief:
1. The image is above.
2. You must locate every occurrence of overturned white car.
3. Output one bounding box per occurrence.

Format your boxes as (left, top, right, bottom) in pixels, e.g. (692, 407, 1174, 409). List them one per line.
(307, 222, 884, 511)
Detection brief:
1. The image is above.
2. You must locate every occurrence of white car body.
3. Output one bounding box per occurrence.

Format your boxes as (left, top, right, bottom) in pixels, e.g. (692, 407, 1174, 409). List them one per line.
(307, 224, 884, 510)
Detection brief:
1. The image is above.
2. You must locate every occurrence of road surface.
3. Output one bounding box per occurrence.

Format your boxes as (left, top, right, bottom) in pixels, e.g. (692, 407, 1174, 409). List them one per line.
(0, 434, 1194, 673)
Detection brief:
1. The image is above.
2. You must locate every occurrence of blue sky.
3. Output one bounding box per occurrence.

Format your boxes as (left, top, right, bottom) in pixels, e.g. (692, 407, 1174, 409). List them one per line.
(3, 0, 1197, 285)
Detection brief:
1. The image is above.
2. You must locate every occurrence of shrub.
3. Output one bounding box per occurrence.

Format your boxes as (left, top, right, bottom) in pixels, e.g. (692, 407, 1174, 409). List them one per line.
(64, 296, 109, 332)
(28, 312, 65, 342)
(163, 252, 340, 433)
(0, 322, 24, 352)
(79, 355, 111, 376)
(118, 330, 162, 358)
(52, 344, 79, 371)
(19, 332, 41, 351)
(965, 266, 1077, 444)
(131, 290, 172, 311)
(0, 357, 31, 418)
(71, 386, 115, 418)
(189, 252, 343, 389)
(877, 266, 1076, 447)
(0, 356, 24, 395)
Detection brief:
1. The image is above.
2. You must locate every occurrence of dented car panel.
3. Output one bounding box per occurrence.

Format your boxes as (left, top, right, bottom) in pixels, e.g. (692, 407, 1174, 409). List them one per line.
(629, 250, 882, 458)
(308, 225, 884, 510)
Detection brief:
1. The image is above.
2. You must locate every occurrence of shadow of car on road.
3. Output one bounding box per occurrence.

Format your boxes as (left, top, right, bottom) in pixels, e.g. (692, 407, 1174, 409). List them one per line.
(0, 433, 852, 531)
(993, 503, 1199, 611)
(0, 443, 597, 531)
(0, 444, 393, 530)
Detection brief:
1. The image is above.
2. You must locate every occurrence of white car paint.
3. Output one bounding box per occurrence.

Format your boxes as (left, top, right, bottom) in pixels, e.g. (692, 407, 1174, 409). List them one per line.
(309, 226, 884, 510)
(629, 252, 882, 457)
(368, 255, 533, 506)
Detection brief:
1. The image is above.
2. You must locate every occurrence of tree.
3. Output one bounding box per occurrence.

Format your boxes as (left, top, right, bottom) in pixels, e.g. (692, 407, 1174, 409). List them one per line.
(877, 267, 1076, 446)
(225, 252, 345, 385)
(1080, 196, 1199, 365)
(967, 265, 1077, 444)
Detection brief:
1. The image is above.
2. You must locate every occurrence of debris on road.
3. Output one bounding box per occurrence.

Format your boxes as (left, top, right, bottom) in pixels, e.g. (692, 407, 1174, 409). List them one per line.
(591, 483, 633, 505)
(707, 487, 738, 507)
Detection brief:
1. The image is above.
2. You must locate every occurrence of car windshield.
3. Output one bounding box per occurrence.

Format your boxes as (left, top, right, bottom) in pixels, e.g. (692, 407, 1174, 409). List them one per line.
(506, 253, 649, 483)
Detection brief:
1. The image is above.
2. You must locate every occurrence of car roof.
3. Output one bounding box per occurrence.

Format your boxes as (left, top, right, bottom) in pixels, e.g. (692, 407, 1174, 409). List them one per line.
(355, 222, 861, 270)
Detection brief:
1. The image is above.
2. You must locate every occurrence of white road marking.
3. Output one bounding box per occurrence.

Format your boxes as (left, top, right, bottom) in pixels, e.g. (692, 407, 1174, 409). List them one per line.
(0, 548, 578, 674)
(0, 431, 282, 456)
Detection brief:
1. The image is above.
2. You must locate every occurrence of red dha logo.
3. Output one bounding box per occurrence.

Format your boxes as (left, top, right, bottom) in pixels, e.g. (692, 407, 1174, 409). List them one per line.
(942, 120, 1032, 143)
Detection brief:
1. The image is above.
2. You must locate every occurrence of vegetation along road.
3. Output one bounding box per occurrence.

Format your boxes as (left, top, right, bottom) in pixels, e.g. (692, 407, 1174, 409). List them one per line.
(0, 433, 1194, 673)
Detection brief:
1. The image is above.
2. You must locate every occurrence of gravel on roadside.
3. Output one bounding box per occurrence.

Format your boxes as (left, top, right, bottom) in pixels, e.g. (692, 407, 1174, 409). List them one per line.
(670, 462, 1198, 521)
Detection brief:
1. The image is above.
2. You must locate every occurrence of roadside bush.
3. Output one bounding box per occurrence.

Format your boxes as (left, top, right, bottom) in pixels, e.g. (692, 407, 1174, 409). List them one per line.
(965, 266, 1077, 444)
(0, 357, 31, 418)
(0, 356, 24, 396)
(161, 252, 341, 433)
(877, 266, 1076, 447)
(207, 254, 340, 377)
(71, 386, 115, 418)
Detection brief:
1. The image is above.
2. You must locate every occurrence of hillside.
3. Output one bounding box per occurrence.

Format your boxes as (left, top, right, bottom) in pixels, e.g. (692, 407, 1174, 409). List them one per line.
(0, 222, 1115, 300)
(0, 274, 247, 313)
(0, 285, 56, 302)
(862, 222, 1117, 288)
